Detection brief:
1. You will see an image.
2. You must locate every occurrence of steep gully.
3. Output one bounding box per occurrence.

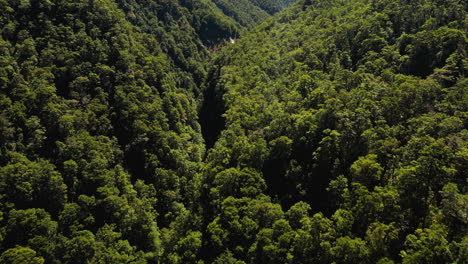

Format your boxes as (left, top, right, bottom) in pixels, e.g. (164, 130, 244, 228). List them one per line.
(199, 63, 226, 150)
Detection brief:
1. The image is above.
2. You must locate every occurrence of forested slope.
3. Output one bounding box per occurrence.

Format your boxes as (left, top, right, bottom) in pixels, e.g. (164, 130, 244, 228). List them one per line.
(211, 0, 269, 28)
(116, 0, 237, 95)
(0, 0, 467, 263)
(115, 0, 291, 95)
(210, 0, 295, 28)
(201, 0, 468, 263)
(0, 0, 294, 262)
(0, 0, 210, 262)
(248, 0, 295, 14)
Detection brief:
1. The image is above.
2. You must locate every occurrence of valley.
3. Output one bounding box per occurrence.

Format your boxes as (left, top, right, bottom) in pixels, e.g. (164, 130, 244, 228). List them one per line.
(0, 0, 466, 263)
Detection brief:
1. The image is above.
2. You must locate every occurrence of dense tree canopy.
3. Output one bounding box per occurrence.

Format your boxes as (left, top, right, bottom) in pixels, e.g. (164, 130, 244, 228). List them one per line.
(202, 0, 467, 262)
(0, 0, 466, 263)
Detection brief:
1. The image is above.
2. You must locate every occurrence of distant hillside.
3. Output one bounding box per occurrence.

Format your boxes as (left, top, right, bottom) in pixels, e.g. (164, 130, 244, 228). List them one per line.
(211, 0, 296, 28)
(249, 0, 296, 14)
(114, 0, 293, 95)
(211, 0, 270, 28)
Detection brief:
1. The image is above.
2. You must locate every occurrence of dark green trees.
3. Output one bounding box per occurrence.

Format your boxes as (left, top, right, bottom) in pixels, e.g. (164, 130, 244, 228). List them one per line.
(1, 0, 467, 263)
(0, 0, 206, 262)
(200, 0, 468, 262)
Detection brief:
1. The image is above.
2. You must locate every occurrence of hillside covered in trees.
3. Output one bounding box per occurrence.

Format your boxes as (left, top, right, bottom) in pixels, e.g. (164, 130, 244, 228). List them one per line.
(0, 0, 467, 263)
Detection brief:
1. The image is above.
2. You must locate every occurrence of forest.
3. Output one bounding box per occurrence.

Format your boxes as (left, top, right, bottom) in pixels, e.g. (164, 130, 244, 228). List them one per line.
(0, 0, 466, 263)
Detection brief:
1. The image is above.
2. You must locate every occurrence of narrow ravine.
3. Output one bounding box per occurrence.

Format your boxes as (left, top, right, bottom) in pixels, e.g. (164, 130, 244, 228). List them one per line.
(199, 64, 227, 149)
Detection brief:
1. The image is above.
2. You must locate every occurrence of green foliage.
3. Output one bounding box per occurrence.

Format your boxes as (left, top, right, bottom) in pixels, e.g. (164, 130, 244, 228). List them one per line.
(249, 0, 295, 15)
(1, 0, 467, 263)
(211, 0, 269, 28)
(331, 236, 370, 264)
(400, 225, 453, 264)
(200, 0, 468, 262)
(210, 167, 266, 200)
(0, 153, 66, 215)
(0, 246, 44, 264)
